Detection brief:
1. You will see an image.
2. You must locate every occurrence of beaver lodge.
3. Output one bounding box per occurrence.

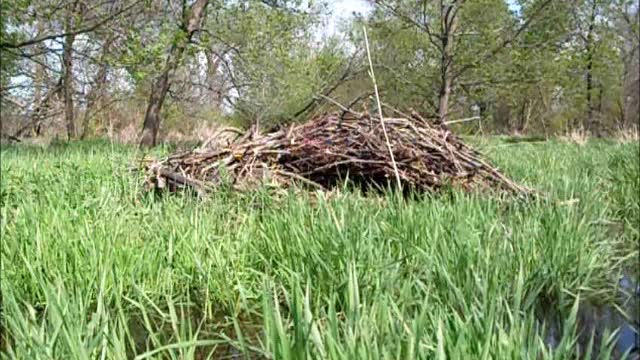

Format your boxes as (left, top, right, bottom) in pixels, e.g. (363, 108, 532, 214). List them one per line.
(143, 110, 532, 197)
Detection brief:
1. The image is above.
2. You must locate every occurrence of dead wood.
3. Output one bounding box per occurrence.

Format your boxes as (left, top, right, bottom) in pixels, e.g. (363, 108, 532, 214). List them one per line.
(143, 111, 533, 197)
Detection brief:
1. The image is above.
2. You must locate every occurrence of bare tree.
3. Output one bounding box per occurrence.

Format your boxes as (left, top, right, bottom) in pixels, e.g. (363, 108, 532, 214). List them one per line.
(372, 0, 463, 123)
(81, 35, 115, 139)
(373, 0, 552, 124)
(437, 1, 461, 123)
(614, 0, 639, 130)
(584, 0, 599, 134)
(3, 0, 139, 140)
(62, 1, 81, 140)
(0, 1, 140, 50)
(139, 0, 210, 147)
(206, 49, 224, 110)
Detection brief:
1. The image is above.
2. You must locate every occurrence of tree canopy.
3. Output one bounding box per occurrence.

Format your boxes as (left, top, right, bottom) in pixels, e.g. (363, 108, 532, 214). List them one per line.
(1, 0, 637, 143)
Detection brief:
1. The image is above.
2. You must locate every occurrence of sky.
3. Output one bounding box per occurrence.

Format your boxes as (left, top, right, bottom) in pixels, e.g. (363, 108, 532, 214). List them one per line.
(330, 0, 371, 17)
(324, 0, 522, 36)
(325, 0, 372, 36)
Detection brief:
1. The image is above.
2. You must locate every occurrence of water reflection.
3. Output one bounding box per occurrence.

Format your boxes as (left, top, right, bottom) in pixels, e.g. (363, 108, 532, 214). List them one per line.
(541, 273, 638, 359)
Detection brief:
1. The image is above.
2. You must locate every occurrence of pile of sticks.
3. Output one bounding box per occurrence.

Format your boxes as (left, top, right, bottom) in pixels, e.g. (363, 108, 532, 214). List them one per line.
(143, 111, 531, 196)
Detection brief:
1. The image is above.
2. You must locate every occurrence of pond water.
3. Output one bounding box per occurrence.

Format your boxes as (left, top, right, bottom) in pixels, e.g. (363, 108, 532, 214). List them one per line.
(542, 273, 639, 359)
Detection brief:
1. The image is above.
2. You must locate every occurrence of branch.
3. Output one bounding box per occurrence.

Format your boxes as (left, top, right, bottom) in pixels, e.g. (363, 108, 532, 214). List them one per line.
(452, 0, 553, 81)
(444, 116, 479, 125)
(0, 1, 141, 49)
(314, 94, 363, 117)
(4, 48, 62, 74)
(373, 0, 442, 51)
(291, 51, 363, 119)
(342, 92, 375, 118)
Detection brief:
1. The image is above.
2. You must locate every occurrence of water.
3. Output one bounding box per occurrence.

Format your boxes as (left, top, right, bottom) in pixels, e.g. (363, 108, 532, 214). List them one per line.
(541, 273, 639, 359)
(615, 274, 640, 358)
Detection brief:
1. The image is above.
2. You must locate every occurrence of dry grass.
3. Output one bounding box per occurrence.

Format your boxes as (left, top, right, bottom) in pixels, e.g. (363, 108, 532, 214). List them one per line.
(560, 127, 589, 146)
(112, 122, 139, 144)
(613, 125, 639, 143)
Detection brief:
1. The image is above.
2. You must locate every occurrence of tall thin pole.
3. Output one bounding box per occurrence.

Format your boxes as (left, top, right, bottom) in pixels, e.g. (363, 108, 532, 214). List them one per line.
(363, 27, 402, 189)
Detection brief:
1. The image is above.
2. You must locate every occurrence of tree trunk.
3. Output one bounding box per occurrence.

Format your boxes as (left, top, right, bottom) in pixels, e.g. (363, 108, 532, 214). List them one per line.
(80, 63, 108, 139)
(62, 3, 79, 140)
(437, 2, 459, 124)
(33, 22, 45, 106)
(438, 69, 452, 124)
(621, 42, 639, 129)
(63, 33, 76, 140)
(206, 50, 223, 110)
(139, 0, 209, 147)
(584, 0, 597, 133)
(81, 36, 113, 139)
(33, 64, 43, 136)
(15, 79, 62, 138)
(518, 100, 532, 133)
(140, 71, 171, 146)
(33, 21, 47, 136)
(596, 82, 603, 113)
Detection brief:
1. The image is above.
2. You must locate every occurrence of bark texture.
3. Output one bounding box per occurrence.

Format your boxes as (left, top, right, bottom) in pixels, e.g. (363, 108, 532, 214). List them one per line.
(437, 2, 460, 124)
(62, 9, 77, 140)
(139, 0, 209, 147)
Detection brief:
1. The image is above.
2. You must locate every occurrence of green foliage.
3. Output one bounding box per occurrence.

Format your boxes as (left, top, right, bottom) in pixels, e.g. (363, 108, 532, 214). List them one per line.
(605, 142, 640, 257)
(1, 139, 636, 358)
(120, 23, 176, 84)
(356, 0, 636, 133)
(211, 1, 342, 127)
(0, 0, 30, 85)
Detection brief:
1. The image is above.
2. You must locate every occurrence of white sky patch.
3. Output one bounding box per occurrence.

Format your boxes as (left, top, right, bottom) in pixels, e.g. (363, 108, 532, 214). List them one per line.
(322, 0, 519, 37)
(507, 0, 521, 15)
(324, 0, 372, 36)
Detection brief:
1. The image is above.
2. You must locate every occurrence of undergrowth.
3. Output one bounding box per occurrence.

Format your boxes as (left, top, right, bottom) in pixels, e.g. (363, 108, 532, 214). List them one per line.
(1, 139, 638, 359)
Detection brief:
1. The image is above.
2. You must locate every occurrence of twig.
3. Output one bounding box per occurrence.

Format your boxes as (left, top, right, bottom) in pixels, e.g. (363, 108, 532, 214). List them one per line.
(315, 94, 363, 117)
(363, 27, 402, 189)
(273, 170, 324, 189)
(198, 127, 244, 149)
(142, 111, 533, 197)
(444, 116, 480, 125)
(378, 100, 414, 120)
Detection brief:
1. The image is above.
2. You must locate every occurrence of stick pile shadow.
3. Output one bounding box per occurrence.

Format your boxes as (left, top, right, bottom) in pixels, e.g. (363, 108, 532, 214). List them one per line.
(143, 112, 532, 196)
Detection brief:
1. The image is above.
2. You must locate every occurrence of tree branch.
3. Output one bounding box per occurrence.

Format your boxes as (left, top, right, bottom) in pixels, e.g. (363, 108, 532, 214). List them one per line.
(451, 0, 553, 81)
(373, 0, 442, 51)
(0, 1, 141, 49)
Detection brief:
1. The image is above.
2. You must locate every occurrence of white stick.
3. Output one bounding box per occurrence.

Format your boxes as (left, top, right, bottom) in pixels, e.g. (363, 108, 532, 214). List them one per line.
(444, 116, 481, 125)
(363, 27, 402, 189)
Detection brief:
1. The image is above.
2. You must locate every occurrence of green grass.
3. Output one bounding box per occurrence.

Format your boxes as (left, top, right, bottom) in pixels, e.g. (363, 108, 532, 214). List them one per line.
(1, 139, 638, 359)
